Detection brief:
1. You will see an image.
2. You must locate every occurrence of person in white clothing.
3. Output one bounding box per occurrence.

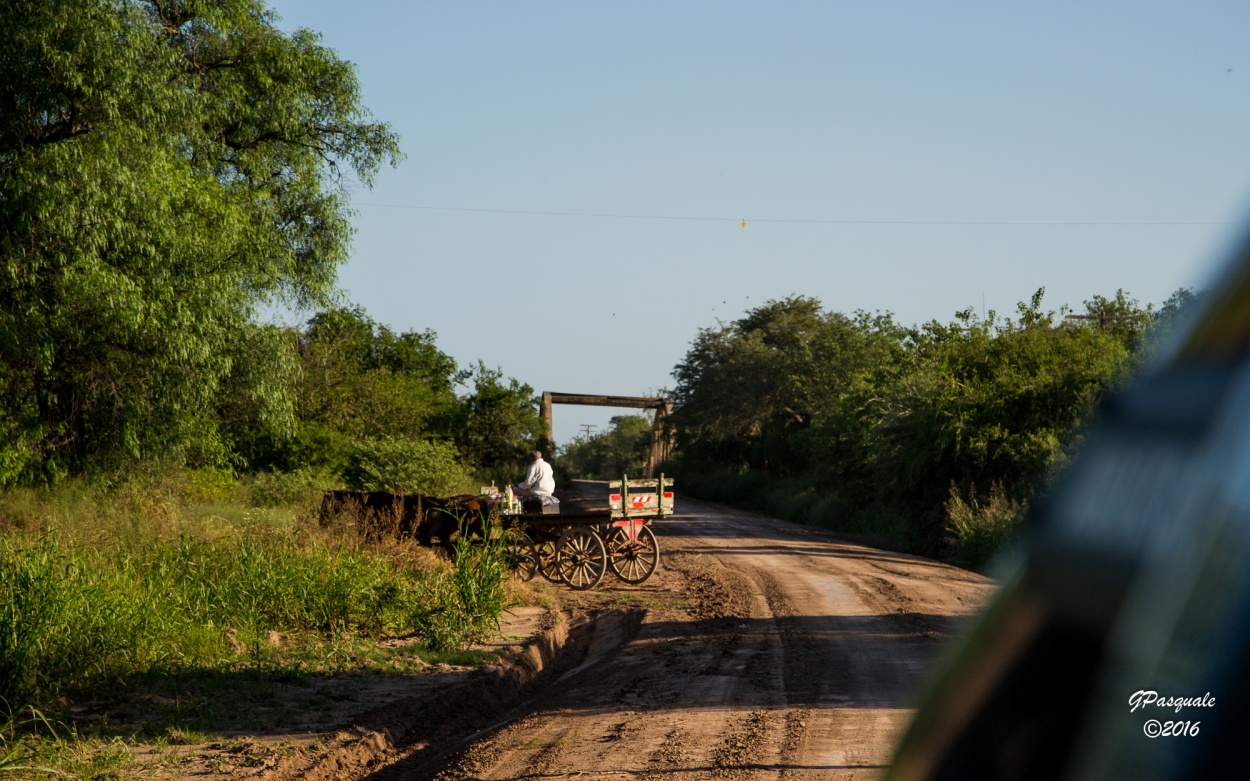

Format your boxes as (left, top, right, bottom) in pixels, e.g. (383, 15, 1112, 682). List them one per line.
(514, 451, 556, 499)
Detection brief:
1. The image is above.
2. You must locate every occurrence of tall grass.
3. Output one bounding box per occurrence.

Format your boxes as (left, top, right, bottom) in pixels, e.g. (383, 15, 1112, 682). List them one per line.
(0, 707, 61, 776)
(413, 516, 512, 652)
(943, 482, 1024, 570)
(0, 471, 514, 717)
(0, 533, 424, 711)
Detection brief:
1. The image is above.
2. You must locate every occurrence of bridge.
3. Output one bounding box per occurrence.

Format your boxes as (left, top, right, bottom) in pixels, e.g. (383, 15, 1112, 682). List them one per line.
(541, 392, 675, 478)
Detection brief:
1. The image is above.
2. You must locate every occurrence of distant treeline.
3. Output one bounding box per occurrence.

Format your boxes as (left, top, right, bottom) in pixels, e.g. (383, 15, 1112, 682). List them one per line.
(561, 414, 655, 480)
(639, 288, 1190, 567)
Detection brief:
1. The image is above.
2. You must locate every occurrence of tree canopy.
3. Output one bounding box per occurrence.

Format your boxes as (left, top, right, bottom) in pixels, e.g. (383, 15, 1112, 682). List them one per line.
(0, 0, 401, 482)
(671, 289, 1187, 561)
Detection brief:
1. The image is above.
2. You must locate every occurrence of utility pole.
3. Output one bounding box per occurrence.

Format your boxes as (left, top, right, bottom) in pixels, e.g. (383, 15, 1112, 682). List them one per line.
(578, 424, 598, 438)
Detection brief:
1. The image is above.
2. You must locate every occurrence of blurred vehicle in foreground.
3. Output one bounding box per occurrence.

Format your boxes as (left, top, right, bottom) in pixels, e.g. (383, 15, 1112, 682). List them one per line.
(888, 239, 1250, 780)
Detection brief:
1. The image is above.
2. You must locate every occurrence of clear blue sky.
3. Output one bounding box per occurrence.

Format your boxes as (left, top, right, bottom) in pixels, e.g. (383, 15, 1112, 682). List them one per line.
(269, 1, 1250, 444)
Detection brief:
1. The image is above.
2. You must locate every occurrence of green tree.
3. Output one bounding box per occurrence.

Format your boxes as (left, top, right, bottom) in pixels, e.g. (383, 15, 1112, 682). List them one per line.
(296, 307, 461, 443)
(824, 290, 1134, 550)
(214, 322, 301, 467)
(237, 306, 462, 474)
(1076, 289, 1154, 351)
(672, 296, 904, 475)
(0, 0, 401, 482)
(453, 364, 546, 483)
(671, 289, 1162, 560)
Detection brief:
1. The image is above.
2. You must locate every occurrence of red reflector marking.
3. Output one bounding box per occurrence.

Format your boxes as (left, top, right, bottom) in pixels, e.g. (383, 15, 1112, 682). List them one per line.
(663, 492, 673, 498)
(610, 494, 621, 501)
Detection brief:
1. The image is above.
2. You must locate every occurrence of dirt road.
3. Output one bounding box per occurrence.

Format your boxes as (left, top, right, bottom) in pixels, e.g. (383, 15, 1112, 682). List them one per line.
(364, 489, 994, 780)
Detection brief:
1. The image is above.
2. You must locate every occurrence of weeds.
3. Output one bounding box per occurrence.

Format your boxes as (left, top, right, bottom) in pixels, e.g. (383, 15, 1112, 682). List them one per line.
(0, 532, 435, 712)
(0, 706, 136, 779)
(0, 706, 61, 776)
(413, 514, 513, 652)
(0, 472, 517, 719)
(944, 482, 1024, 570)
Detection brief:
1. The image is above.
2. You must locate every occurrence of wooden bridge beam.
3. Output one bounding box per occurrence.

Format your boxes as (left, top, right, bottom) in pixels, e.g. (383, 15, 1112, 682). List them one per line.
(542, 392, 675, 478)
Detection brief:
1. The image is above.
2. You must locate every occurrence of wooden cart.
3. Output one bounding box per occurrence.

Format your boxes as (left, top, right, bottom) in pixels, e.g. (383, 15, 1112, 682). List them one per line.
(496, 475, 674, 590)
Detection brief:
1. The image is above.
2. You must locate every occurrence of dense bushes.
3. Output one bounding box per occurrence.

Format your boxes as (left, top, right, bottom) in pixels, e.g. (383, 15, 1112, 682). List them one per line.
(341, 437, 476, 495)
(0, 298, 545, 501)
(229, 307, 544, 491)
(671, 289, 1195, 565)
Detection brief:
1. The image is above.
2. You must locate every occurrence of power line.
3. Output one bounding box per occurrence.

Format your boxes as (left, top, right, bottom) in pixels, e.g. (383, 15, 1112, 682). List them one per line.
(356, 202, 1243, 227)
(360, 203, 725, 222)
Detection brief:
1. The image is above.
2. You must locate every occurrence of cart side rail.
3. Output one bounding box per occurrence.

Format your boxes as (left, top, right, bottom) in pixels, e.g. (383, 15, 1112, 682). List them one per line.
(608, 473, 674, 519)
(607, 477, 674, 489)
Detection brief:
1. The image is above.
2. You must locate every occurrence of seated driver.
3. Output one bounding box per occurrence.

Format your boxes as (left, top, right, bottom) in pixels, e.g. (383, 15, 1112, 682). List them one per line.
(514, 450, 557, 504)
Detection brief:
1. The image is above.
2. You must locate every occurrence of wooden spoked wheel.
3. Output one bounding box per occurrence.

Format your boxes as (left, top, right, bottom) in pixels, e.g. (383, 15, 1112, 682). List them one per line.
(607, 525, 659, 584)
(505, 536, 538, 582)
(555, 526, 607, 590)
(534, 539, 561, 583)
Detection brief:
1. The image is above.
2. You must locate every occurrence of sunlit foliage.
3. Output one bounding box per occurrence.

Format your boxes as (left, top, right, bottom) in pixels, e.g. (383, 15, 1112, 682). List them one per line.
(672, 289, 1193, 562)
(0, 0, 401, 482)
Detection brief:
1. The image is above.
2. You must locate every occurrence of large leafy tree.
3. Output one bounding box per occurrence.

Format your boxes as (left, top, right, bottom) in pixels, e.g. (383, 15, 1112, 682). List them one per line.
(0, 0, 400, 481)
(672, 296, 904, 475)
(453, 364, 547, 483)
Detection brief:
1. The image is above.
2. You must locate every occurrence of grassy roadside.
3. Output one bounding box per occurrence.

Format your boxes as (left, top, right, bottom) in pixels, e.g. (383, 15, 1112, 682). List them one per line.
(673, 465, 1022, 570)
(0, 470, 539, 778)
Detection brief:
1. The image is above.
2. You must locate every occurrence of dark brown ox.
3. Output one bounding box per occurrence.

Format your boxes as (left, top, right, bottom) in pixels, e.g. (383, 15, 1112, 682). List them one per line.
(318, 490, 489, 555)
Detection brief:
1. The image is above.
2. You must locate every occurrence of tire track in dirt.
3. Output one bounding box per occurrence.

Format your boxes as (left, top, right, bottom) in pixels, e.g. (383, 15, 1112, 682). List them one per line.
(359, 492, 993, 781)
(659, 499, 991, 781)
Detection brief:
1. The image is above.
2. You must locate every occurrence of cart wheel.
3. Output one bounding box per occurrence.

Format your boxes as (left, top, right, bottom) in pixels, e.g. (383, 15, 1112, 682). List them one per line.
(556, 526, 607, 590)
(535, 540, 561, 583)
(608, 525, 660, 584)
(505, 536, 538, 582)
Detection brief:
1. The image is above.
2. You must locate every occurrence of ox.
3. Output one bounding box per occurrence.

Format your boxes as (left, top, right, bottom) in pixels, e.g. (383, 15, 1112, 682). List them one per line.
(318, 490, 488, 556)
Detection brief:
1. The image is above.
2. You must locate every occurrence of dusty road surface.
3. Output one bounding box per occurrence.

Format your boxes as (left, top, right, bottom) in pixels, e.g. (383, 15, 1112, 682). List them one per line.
(362, 484, 995, 781)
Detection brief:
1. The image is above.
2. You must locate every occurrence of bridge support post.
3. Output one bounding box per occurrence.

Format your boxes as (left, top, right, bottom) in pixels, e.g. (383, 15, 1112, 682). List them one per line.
(541, 391, 554, 448)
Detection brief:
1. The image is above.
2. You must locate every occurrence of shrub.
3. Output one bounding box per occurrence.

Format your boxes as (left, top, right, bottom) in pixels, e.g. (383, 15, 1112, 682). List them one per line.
(341, 437, 476, 495)
(943, 482, 1024, 570)
(246, 468, 336, 508)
